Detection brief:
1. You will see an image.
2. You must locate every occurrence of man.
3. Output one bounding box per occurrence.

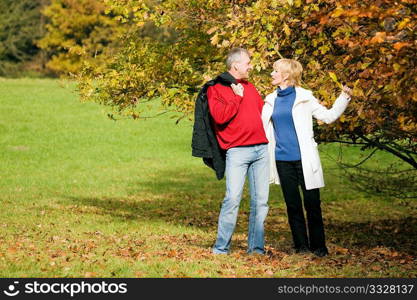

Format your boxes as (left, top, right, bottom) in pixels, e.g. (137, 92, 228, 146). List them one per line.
(207, 48, 269, 254)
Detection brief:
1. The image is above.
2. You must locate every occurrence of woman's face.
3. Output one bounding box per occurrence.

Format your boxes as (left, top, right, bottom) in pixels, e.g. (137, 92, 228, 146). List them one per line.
(271, 68, 287, 86)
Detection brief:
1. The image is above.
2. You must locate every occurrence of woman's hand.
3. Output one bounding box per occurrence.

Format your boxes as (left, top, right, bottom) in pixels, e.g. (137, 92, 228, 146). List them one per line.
(231, 83, 244, 97)
(341, 85, 353, 99)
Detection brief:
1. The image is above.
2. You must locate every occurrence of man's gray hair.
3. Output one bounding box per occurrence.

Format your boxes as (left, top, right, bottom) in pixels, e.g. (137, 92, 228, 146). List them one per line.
(226, 48, 250, 70)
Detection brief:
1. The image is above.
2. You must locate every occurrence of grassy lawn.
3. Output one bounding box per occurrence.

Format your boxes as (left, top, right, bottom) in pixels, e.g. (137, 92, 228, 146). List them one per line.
(0, 78, 415, 277)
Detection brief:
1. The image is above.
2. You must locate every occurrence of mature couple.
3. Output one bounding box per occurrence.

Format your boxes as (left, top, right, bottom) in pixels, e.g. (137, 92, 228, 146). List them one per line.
(192, 48, 352, 257)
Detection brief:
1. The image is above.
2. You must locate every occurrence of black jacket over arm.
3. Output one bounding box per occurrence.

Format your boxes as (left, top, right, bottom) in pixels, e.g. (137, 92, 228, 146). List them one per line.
(191, 72, 237, 180)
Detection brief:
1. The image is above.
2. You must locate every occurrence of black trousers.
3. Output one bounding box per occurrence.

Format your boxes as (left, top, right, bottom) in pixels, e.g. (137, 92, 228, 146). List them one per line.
(276, 160, 327, 252)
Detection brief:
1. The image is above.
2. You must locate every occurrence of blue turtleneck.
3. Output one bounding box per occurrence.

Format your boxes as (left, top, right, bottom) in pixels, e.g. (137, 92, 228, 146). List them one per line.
(271, 86, 301, 161)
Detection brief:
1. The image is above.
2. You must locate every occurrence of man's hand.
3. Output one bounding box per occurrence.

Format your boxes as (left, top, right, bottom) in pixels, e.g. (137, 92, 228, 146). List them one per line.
(231, 83, 244, 97)
(341, 85, 353, 99)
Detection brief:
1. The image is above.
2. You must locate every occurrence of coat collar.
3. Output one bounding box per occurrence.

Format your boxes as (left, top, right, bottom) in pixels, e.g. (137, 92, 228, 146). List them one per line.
(265, 86, 311, 107)
(216, 72, 238, 86)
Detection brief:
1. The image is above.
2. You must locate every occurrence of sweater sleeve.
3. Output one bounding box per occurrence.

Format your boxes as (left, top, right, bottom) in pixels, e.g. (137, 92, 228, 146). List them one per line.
(207, 85, 243, 125)
(253, 85, 264, 112)
(311, 92, 351, 124)
(258, 94, 264, 112)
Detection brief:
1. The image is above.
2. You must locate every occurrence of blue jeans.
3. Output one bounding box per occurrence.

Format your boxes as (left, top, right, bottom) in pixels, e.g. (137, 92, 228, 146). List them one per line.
(213, 144, 269, 254)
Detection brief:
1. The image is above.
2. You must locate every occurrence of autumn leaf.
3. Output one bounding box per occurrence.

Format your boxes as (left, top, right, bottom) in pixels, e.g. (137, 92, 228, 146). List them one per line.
(331, 7, 344, 18)
(334, 39, 348, 46)
(370, 32, 386, 44)
(283, 23, 291, 36)
(118, 249, 131, 257)
(397, 18, 410, 30)
(371, 265, 382, 271)
(328, 71, 339, 84)
(210, 33, 219, 45)
(7, 247, 17, 254)
(84, 272, 97, 278)
(319, 16, 329, 24)
(334, 246, 349, 255)
(206, 26, 218, 35)
(393, 42, 410, 51)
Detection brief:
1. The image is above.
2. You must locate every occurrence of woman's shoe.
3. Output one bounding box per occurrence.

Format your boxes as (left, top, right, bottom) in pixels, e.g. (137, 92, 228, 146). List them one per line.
(295, 246, 310, 254)
(312, 247, 329, 257)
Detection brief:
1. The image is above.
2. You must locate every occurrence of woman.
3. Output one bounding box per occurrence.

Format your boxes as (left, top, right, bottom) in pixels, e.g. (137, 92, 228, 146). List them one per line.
(262, 58, 352, 257)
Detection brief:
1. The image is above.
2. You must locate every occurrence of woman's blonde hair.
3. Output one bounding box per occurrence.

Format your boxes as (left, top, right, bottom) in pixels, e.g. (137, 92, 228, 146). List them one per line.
(273, 58, 303, 86)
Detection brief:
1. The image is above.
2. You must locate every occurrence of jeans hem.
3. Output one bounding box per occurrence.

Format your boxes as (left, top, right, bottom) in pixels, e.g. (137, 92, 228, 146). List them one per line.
(212, 248, 229, 254)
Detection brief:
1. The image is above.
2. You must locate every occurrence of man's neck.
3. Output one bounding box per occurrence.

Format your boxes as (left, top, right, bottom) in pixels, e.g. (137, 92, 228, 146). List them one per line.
(228, 70, 241, 80)
(279, 84, 289, 90)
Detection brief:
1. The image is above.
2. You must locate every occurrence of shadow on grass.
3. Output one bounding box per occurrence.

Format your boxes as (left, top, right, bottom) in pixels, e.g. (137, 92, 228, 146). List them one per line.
(63, 168, 417, 257)
(65, 167, 223, 226)
(326, 217, 417, 256)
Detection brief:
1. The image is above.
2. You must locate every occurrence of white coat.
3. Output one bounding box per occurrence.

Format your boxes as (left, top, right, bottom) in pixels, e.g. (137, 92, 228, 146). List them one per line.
(262, 86, 350, 190)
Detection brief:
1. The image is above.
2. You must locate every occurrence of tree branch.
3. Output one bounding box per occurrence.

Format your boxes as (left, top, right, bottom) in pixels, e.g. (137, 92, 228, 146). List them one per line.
(339, 148, 378, 168)
(359, 135, 417, 169)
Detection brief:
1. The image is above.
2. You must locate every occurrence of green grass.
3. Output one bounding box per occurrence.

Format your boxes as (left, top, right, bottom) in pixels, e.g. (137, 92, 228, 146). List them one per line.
(0, 78, 415, 277)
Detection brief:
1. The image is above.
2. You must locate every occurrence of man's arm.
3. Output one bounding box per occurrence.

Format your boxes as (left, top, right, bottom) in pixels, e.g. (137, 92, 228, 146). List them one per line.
(207, 86, 243, 125)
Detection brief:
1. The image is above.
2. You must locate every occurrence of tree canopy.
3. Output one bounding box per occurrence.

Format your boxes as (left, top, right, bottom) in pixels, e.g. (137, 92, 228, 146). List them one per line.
(77, 0, 416, 167)
(38, 0, 127, 75)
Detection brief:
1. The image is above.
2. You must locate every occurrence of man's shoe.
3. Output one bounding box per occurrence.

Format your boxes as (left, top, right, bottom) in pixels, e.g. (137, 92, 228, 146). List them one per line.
(247, 249, 265, 256)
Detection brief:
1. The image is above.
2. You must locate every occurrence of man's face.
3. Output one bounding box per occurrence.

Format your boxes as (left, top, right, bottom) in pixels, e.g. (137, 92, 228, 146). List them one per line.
(233, 53, 252, 79)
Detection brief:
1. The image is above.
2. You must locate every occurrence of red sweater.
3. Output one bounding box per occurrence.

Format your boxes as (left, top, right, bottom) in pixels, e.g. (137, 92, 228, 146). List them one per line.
(207, 79, 268, 150)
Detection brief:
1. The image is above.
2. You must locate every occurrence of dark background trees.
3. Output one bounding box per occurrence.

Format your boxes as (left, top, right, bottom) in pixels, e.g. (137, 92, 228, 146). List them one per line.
(0, 0, 49, 76)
